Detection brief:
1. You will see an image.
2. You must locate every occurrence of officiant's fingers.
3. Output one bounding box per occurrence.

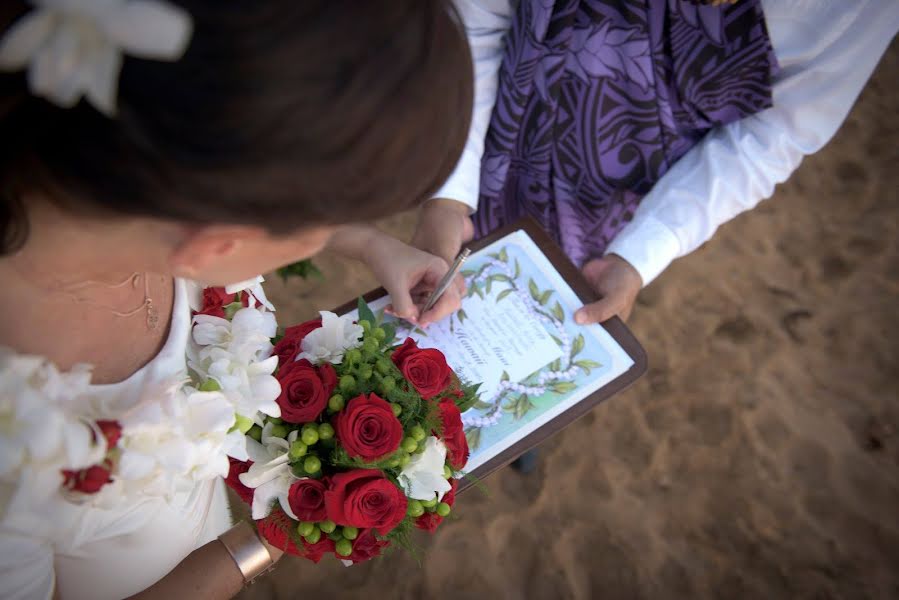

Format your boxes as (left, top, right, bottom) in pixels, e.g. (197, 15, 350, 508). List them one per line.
(575, 296, 621, 324)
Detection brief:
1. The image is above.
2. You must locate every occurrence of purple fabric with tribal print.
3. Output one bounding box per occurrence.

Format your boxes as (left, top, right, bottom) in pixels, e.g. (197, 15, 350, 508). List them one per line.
(473, 0, 778, 267)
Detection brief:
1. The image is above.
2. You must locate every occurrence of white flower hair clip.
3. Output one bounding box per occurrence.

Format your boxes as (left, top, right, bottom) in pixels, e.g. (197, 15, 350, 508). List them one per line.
(0, 0, 193, 116)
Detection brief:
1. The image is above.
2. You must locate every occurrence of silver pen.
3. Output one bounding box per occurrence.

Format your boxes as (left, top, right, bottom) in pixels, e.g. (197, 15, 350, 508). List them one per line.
(421, 248, 471, 315)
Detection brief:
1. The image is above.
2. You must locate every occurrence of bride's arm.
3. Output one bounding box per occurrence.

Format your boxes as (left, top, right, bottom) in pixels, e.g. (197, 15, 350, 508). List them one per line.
(327, 224, 463, 327)
(123, 534, 285, 600)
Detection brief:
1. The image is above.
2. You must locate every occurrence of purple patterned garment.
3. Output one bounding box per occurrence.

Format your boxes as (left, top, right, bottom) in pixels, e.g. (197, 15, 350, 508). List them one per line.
(473, 0, 778, 268)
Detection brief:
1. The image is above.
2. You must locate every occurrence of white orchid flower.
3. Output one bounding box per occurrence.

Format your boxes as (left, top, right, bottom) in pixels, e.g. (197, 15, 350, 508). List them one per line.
(398, 436, 452, 501)
(225, 276, 274, 311)
(238, 428, 301, 520)
(116, 383, 236, 498)
(0, 0, 193, 116)
(296, 311, 363, 365)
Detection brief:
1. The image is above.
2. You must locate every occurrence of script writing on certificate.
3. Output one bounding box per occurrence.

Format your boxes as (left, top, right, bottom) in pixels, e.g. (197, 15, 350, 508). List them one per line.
(352, 230, 635, 471)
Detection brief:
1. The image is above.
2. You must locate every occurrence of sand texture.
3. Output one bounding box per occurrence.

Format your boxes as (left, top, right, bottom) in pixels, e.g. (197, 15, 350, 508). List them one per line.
(238, 40, 898, 600)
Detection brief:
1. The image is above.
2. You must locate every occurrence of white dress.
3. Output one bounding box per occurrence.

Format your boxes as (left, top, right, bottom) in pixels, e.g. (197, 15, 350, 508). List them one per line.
(0, 278, 281, 600)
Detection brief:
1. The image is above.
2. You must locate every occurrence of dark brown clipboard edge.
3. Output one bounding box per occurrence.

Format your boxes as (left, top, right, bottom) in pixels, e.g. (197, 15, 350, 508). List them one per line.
(333, 217, 648, 493)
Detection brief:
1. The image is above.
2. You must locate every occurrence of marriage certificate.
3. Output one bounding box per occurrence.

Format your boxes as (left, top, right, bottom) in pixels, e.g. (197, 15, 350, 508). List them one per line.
(348, 226, 644, 477)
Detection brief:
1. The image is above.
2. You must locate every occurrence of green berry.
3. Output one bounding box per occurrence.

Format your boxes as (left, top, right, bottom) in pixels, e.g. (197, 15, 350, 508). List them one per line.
(407, 500, 424, 518)
(269, 424, 288, 439)
(248, 425, 263, 442)
(421, 496, 438, 508)
(358, 320, 371, 331)
(297, 522, 315, 538)
(399, 453, 412, 467)
(199, 379, 221, 392)
(319, 520, 336, 534)
(376, 360, 392, 375)
(289, 440, 308, 460)
(436, 502, 451, 517)
(401, 437, 419, 453)
(359, 365, 373, 380)
(390, 403, 402, 417)
(233, 414, 254, 434)
(387, 456, 401, 468)
(303, 526, 322, 544)
(301, 428, 319, 446)
(339, 375, 356, 393)
(318, 423, 335, 441)
(303, 456, 321, 474)
(410, 425, 426, 442)
(373, 327, 386, 340)
(341, 526, 359, 541)
(335, 539, 353, 557)
(328, 394, 345, 412)
(345, 349, 362, 364)
(443, 465, 453, 479)
(380, 377, 396, 395)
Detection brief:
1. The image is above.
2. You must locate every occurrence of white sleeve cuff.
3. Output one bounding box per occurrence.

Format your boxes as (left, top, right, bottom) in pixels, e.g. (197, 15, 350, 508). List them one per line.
(432, 149, 482, 213)
(605, 216, 682, 287)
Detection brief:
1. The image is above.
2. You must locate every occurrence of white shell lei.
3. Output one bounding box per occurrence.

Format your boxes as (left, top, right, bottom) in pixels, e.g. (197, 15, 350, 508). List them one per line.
(0, 277, 281, 523)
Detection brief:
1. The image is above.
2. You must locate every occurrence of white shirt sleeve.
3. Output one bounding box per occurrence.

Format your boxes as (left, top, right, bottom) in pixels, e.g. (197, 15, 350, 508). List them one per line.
(434, 0, 515, 211)
(605, 0, 899, 286)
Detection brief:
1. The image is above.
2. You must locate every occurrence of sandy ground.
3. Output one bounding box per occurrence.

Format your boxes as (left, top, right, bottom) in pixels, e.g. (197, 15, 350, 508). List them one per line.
(239, 40, 899, 600)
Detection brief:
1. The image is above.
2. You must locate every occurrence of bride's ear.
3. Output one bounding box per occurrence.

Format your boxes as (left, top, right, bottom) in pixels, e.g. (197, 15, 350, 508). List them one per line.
(168, 224, 267, 278)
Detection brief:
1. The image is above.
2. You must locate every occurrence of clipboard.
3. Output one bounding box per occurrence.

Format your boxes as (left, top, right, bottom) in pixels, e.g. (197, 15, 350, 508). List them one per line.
(334, 217, 647, 492)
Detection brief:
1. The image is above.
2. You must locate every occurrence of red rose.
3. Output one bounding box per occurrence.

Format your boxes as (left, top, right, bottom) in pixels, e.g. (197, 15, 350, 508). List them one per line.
(257, 510, 303, 556)
(276, 359, 336, 423)
(438, 399, 469, 470)
(96, 420, 121, 449)
(346, 528, 390, 563)
(415, 479, 457, 532)
(324, 469, 408, 535)
(196, 287, 237, 318)
(62, 460, 113, 494)
(300, 535, 336, 564)
(391, 338, 452, 399)
(288, 478, 328, 523)
(272, 318, 322, 367)
(335, 393, 403, 461)
(225, 458, 254, 505)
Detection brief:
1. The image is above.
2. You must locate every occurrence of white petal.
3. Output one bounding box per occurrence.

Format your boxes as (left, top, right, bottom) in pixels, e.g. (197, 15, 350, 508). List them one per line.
(28, 21, 88, 107)
(225, 276, 264, 295)
(278, 486, 298, 520)
(103, 0, 193, 60)
(223, 430, 248, 461)
(238, 455, 289, 489)
(117, 450, 156, 480)
(0, 9, 56, 70)
(243, 437, 270, 464)
(82, 42, 121, 116)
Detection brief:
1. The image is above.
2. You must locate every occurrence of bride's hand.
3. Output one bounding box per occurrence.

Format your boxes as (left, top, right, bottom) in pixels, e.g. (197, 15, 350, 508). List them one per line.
(369, 235, 464, 327)
(327, 225, 463, 326)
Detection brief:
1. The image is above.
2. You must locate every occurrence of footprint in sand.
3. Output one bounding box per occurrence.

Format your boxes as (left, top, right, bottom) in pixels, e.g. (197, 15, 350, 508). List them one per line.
(714, 315, 757, 344)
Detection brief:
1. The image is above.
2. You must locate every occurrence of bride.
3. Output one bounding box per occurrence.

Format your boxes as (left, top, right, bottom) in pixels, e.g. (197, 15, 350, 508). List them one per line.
(0, 0, 472, 598)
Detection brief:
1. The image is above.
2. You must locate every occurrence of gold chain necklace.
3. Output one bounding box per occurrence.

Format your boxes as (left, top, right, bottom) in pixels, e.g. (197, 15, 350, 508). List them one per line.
(62, 272, 160, 331)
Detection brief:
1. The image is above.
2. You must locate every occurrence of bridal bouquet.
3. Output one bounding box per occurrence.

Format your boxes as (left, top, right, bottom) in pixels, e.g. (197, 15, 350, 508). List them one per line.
(225, 300, 478, 564)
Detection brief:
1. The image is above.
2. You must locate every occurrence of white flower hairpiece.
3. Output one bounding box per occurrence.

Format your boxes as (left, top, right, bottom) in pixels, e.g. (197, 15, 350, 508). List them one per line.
(0, 0, 193, 116)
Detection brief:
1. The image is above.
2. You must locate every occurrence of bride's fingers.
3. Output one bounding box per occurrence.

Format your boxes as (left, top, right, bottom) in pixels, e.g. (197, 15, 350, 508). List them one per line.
(418, 284, 461, 327)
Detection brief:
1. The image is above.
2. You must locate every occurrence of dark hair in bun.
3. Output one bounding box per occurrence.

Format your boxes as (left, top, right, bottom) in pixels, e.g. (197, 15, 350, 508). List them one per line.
(0, 0, 473, 253)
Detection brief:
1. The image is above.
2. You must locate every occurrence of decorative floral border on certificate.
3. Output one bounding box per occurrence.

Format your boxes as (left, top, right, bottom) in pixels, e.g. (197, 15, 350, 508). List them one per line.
(456, 246, 601, 451)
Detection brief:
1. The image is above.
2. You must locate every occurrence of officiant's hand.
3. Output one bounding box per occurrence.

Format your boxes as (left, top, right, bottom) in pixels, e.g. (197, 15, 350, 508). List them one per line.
(575, 255, 643, 323)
